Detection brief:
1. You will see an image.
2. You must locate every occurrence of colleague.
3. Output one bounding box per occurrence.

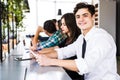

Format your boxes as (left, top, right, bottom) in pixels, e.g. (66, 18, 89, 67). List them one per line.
(59, 13, 81, 47)
(34, 2, 120, 80)
(37, 19, 59, 42)
(39, 13, 81, 53)
(55, 13, 81, 80)
(31, 19, 67, 49)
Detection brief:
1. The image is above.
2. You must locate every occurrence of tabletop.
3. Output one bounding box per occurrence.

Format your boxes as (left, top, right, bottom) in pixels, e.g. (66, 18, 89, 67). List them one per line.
(0, 40, 72, 80)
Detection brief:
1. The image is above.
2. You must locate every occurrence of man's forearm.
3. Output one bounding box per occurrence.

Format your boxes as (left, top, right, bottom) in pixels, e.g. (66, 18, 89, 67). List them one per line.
(50, 59, 79, 72)
(44, 50, 58, 59)
(32, 26, 43, 46)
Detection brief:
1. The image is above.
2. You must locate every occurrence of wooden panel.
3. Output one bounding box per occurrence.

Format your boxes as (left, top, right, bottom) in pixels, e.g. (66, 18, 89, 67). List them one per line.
(95, 3, 99, 27)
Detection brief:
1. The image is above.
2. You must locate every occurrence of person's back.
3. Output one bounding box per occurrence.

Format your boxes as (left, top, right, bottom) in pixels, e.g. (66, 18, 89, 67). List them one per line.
(39, 30, 66, 48)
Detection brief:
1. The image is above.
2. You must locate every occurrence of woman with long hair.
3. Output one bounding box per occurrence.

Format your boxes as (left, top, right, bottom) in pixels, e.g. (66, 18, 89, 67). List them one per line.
(35, 13, 81, 80)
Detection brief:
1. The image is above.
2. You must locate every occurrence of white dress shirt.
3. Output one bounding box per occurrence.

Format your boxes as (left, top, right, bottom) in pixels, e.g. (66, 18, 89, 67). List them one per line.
(56, 27, 120, 80)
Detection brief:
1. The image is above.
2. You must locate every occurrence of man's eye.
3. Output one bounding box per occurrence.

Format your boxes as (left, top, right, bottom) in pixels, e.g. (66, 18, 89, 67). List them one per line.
(76, 16, 80, 19)
(83, 14, 88, 17)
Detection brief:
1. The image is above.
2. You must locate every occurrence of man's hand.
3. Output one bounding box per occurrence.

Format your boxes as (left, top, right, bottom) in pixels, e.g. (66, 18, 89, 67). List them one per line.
(37, 26, 44, 32)
(30, 45, 37, 51)
(35, 54, 53, 66)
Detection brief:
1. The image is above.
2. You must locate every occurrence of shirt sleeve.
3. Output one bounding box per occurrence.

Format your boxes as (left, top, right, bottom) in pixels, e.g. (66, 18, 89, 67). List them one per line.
(75, 34, 116, 75)
(55, 48, 64, 59)
(55, 39, 79, 59)
(75, 59, 88, 75)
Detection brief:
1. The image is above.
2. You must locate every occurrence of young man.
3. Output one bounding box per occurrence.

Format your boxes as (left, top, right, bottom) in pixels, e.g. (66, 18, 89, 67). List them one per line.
(34, 2, 120, 80)
(32, 20, 67, 49)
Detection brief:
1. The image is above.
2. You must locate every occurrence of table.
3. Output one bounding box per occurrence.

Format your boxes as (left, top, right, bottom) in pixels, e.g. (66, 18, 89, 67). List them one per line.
(0, 41, 72, 80)
(26, 60, 72, 80)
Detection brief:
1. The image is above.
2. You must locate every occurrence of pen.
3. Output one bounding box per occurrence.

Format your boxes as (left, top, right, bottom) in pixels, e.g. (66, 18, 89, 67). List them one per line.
(14, 57, 34, 61)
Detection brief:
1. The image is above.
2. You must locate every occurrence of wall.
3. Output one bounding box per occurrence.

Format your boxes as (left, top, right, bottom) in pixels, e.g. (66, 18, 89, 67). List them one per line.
(99, 0, 116, 41)
(23, 0, 92, 35)
(99, 0, 120, 56)
(23, 0, 80, 35)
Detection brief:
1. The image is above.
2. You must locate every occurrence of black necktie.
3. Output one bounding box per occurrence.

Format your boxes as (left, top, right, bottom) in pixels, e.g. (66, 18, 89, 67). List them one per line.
(81, 38, 86, 80)
(82, 38, 86, 58)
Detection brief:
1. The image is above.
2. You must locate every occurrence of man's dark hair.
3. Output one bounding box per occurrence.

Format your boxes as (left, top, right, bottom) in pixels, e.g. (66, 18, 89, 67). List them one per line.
(52, 19, 57, 24)
(43, 20, 57, 34)
(73, 2, 95, 16)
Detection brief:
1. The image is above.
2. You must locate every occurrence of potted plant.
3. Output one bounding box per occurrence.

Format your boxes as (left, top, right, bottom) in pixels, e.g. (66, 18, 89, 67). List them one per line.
(1, 0, 26, 50)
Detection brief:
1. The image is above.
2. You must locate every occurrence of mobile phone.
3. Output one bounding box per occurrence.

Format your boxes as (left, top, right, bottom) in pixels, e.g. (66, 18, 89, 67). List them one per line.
(14, 57, 33, 61)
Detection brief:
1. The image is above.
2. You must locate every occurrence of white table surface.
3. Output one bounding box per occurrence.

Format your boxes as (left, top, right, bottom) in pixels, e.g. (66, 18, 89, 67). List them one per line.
(0, 40, 72, 80)
(26, 60, 72, 80)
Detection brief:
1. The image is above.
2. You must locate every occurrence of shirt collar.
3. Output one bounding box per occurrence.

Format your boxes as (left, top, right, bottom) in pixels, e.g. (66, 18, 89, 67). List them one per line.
(82, 26, 97, 41)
